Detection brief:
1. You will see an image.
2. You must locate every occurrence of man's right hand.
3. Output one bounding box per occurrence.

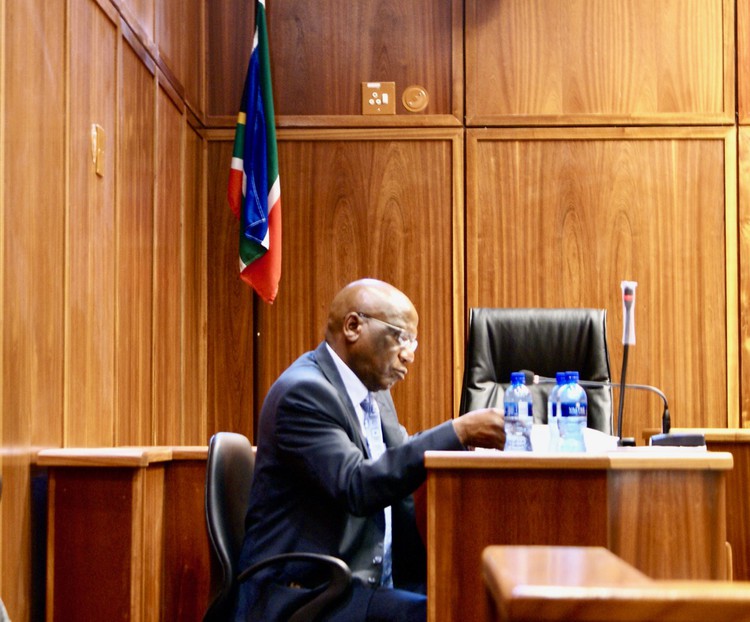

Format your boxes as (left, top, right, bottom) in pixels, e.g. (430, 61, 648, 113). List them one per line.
(452, 408, 505, 449)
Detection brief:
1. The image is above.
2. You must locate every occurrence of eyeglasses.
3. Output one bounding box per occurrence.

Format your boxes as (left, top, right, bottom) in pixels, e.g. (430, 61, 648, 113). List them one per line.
(357, 312, 418, 353)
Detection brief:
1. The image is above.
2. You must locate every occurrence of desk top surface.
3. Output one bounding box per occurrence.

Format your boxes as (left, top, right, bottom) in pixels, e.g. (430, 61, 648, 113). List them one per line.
(424, 448, 733, 470)
(36, 445, 208, 467)
(482, 546, 750, 621)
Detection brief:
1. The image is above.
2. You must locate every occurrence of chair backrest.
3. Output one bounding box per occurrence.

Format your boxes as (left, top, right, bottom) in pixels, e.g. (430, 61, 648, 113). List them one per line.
(459, 308, 613, 434)
(203, 432, 255, 622)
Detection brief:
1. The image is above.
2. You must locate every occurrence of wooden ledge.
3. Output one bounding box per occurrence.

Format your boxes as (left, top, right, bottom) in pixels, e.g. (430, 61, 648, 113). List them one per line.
(424, 449, 733, 471)
(483, 546, 750, 622)
(35, 446, 208, 467)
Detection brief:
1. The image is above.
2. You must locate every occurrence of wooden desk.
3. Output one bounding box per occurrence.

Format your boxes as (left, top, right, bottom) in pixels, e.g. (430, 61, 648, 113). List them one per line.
(37, 446, 209, 622)
(425, 450, 732, 622)
(655, 428, 750, 581)
(482, 545, 750, 622)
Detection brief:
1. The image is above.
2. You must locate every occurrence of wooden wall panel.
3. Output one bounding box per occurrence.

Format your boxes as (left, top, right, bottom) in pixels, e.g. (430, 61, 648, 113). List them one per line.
(117, 35, 155, 445)
(155, 0, 185, 89)
(466, 0, 733, 126)
(266, 0, 462, 126)
(181, 1, 203, 117)
(466, 128, 737, 439)
(739, 0, 750, 123)
(255, 130, 464, 435)
(740, 128, 750, 428)
(182, 124, 207, 445)
(66, 0, 118, 447)
(153, 81, 183, 445)
(206, 137, 254, 436)
(205, 0, 253, 122)
(119, 0, 155, 47)
(154, 0, 202, 115)
(2, 1, 66, 618)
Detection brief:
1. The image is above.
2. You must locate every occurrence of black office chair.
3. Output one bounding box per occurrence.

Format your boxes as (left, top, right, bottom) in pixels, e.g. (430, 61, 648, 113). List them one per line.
(203, 432, 352, 622)
(459, 308, 613, 434)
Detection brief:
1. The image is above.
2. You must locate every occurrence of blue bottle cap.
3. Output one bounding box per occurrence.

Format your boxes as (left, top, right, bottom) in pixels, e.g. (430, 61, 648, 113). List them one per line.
(510, 371, 526, 385)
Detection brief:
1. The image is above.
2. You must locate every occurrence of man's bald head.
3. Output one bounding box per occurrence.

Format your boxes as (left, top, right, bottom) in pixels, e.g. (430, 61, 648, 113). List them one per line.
(326, 279, 416, 337)
(325, 279, 418, 391)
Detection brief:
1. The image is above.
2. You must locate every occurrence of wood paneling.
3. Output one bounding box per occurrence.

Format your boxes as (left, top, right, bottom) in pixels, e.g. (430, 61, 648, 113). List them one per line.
(206, 0, 462, 126)
(119, 0, 154, 47)
(466, 128, 737, 439)
(182, 123, 207, 445)
(117, 35, 155, 445)
(66, 0, 118, 447)
(426, 451, 731, 622)
(255, 129, 464, 434)
(267, 0, 462, 126)
(181, 1, 203, 117)
(153, 80, 183, 445)
(739, 0, 750, 123)
(2, 0, 66, 617)
(739, 128, 750, 428)
(205, 0, 253, 122)
(154, 0, 201, 115)
(155, 0, 184, 90)
(206, 137, 254, 436)
(466, 0, 734, 126)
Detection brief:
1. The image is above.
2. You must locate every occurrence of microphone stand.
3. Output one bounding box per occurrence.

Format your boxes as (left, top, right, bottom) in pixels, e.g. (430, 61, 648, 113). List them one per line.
(618, 283, 635, 446)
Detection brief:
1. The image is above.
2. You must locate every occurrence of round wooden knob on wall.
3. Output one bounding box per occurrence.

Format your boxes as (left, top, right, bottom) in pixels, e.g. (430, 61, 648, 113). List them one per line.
(402, 85, 429, 112)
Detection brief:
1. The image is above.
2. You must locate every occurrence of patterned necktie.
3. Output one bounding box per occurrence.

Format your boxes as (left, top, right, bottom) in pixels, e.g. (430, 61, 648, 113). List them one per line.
(360, 393, 392, 587)
(361, 393, 385, 460)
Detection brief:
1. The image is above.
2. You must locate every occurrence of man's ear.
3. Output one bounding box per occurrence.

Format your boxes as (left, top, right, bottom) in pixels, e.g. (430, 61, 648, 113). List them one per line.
(342, 311, 363, 343)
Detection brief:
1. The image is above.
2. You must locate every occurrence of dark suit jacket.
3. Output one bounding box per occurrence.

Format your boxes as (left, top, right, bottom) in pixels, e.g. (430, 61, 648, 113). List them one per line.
(233, 342, 464, 621)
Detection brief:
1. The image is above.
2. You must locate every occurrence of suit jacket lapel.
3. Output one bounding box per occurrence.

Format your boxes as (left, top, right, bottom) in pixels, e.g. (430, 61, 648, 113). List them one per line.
(313, 342, 369, 452)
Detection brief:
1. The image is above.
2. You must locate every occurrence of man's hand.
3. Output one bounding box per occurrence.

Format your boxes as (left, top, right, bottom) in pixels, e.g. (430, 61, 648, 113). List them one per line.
(452, 408, 505, 449)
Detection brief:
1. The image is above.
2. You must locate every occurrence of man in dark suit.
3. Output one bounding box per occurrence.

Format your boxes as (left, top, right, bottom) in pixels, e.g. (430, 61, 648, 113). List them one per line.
(234, 278, 505, 621)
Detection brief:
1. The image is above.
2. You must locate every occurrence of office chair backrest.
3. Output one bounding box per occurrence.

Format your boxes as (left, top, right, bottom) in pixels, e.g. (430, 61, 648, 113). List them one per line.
(459, 308, 613, 434)
(204, 432, 255, 622)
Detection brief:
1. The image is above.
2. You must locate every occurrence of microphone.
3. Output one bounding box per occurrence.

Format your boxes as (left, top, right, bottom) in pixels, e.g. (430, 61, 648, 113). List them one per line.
(618, 281, 637, 445)
(522, 371, 703, 447)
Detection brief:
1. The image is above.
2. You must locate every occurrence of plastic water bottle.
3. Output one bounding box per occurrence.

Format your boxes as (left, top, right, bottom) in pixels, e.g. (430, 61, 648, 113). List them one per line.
(503, 371, 533, 452)
(547, 372, 566, 451)
(557, 371, 587, 452)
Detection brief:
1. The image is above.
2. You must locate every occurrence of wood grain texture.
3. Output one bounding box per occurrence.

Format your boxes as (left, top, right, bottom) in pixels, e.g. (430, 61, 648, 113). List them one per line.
(707, 437, 750, 580)
(161, 459, 210, 621)
(205, 0, 253, 120)
(182, 124, 208, 445)
(205, 139, 255, 437)
(66, 0, 118, 447)
(2, 0, 66, 615)
(739, 0, 750, 123)
(266, 0, 459, 120)
(483, 546, 750, 622)
(254, 129, 463, 435)
(607, 469, 727, 580)
(466, 0, 733, 125)
(426, 451, 730, 622)
(739, 128, 750, 427)
(466, 127, 735, 440)
(46, 468, 136, 620)
(120, 0, 155, 46)
(117, 38, 155, 446)
(153, 83, 184, 445)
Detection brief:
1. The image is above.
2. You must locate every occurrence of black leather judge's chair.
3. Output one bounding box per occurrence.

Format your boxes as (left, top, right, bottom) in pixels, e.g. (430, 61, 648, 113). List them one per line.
(459, 308, 613, 434)
(203, 432, 352, 622)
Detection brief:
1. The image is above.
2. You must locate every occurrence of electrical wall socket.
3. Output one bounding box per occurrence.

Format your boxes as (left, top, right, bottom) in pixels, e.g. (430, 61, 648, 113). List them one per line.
(361, 82, 396, 115)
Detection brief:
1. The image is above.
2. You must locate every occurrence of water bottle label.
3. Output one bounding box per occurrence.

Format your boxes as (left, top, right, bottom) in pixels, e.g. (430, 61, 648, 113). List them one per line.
(504, 402, 532, 418)
(559, 402, 587, 418)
